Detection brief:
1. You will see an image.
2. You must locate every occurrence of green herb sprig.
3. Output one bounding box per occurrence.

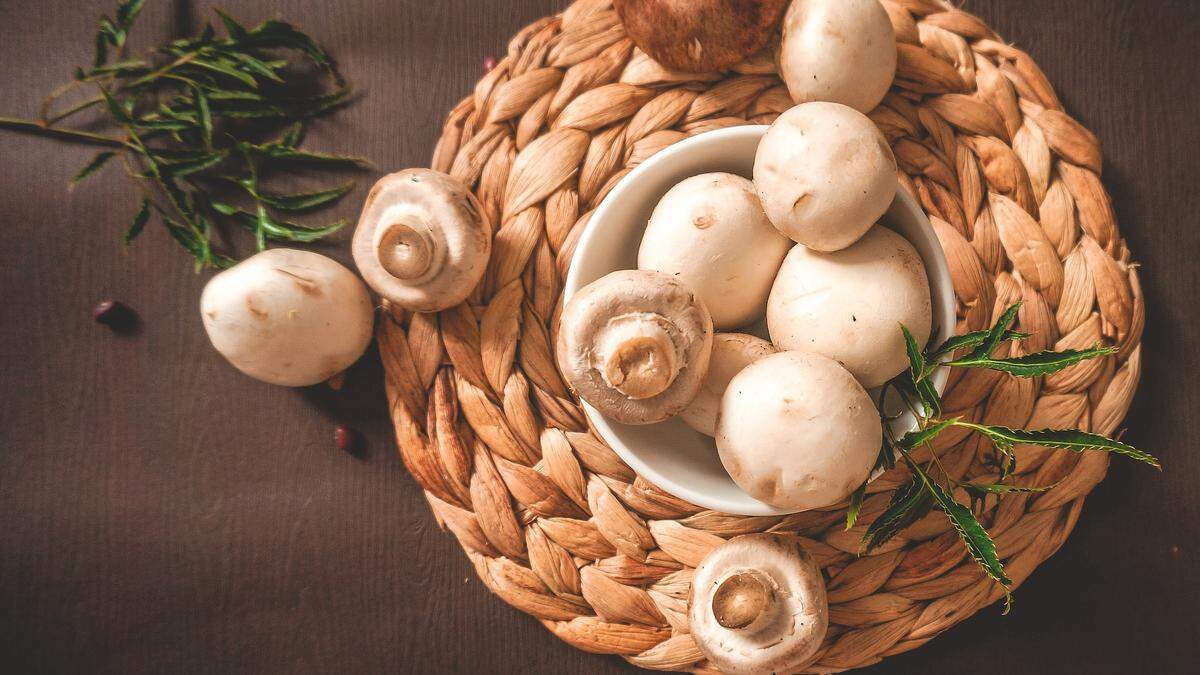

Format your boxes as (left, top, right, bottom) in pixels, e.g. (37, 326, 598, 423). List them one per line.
(851, 302, 1158, 613)
(0, 1, 368, 269)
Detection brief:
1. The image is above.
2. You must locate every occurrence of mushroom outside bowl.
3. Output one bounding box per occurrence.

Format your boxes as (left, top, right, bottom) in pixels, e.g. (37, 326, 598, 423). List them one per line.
(563, 125, 957, 516)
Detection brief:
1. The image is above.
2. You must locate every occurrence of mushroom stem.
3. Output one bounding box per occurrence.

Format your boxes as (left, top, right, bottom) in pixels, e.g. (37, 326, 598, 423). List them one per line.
(377, 218, 436, 281)
(712, 571, 776, 630)
(595, 313, 681, 400)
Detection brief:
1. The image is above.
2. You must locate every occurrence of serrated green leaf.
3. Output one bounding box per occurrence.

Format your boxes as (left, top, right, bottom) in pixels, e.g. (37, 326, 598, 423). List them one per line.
(861, 478, 932, 553)
(903, 454, 1011, 597)
(929, 329, 1029, 360)
(257, 181, 352, 211)
(946, 345, 1117, 378)
(902, 324, 926, 381)
(963, 481, 1057, 497)
(953, 423, 1160, 469)
(124, 198, 151, 244)
(845, 481, 867, 531)
(71, 150, 116, 185)
(968, 302, 1022, 361)
(897, 417, 960, 451)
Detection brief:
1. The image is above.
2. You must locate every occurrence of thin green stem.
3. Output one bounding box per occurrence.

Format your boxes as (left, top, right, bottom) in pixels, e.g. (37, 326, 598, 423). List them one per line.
(0, 116, 131, 148)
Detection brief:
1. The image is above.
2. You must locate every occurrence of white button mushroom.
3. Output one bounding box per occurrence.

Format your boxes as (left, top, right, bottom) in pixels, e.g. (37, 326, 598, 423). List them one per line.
(689, 533, 829, 674)
(614, 0, 789, 73)
(638, 173, 792, 330)
(767, 226, 932, 388)
(679, 333, 776, 437)
(352, 168, 491, 312)
(716, 351, 881, 511)
(753, 101, 897, 252)
(778, 0, 897, 113)
(200, 248, 375, 387)
(557, 270, 713, 425)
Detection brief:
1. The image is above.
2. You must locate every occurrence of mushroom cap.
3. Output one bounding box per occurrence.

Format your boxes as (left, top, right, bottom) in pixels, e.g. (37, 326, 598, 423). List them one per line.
(753, 101, 897, 252)
(767, 226, 932, 388)
(557, 269, 713, 425)
(352, 168, 491, 312)
(614, 0, 789, 73)
(200, 248, 375, 387)
(638, 173, 792, 329)
(680, 333, 776, 437)
(716, 351, 881, 510)
(778, 0, 897, 113)
(689, 533, 828, 674)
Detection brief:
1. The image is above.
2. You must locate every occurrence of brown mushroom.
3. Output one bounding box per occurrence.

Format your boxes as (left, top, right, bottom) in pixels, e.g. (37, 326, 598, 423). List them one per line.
(556, 270, 713, 425)
(352, 169, 491, 312)
(614, 0, 789, 73)
(689, 533, 829, 674)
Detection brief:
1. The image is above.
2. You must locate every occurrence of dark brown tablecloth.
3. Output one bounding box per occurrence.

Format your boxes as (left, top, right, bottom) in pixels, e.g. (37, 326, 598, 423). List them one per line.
(1, 1, 1197, 672)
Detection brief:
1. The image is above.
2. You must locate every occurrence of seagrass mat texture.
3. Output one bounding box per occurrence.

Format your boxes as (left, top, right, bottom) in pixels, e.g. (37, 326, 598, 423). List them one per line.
(377, 0, 1144, 671)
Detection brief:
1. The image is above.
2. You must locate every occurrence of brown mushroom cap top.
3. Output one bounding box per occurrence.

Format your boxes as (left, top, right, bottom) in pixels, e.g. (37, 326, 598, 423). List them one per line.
(689, 533, 828, 675)
(614, 0, 788, 73)
(556, 270, 713, 425)
(352, 169, 491, 312)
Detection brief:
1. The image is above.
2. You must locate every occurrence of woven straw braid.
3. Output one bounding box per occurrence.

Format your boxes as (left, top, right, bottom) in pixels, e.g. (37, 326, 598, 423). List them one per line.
(379, 0, 1144, 671)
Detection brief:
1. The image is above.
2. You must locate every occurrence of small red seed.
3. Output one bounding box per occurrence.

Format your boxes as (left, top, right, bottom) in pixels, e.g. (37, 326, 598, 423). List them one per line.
(335, 425, 358, 453)
(482, 55, 499, 74)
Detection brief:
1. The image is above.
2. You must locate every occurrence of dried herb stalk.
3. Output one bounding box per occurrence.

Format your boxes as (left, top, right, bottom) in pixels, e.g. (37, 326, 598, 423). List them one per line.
(0, 0, 367, 269)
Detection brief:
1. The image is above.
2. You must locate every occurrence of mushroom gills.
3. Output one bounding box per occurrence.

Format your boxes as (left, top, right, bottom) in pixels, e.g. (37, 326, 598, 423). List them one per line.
(594, 312, 682, 400)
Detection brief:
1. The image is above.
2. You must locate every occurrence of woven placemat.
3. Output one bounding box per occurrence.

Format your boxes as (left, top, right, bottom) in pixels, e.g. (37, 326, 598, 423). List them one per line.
(378, 0, 1144, 671)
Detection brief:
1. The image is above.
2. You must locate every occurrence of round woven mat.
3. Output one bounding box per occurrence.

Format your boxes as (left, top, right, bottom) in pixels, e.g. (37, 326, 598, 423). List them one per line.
(378, 0, 1144, 671)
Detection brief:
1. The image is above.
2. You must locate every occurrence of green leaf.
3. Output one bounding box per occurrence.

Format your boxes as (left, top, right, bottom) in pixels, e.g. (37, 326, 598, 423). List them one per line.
(99, 88, 132, 124)
(194, 87, 213, 148)
(116, 0, 145, 30)
(227, 51, 284, 83)
(233, 208, 348, 244)
(897, 417, 960, 451)
(157, 150, 227, 177)
(214, 9, 249, 39)
(929, 329, 1029, 360)
(968, 302, 1022, 361)
(904, 454, 1012, 607)
(861, 478, 932, 553)
(244, 19, 332, 68)
(946, 345, 1117, 378)
(186, 56, 259, 88)
(246, 143, 370, 167)
(963, 481, 1057, 497)
(277, 121, 304, 148)
(94, 28, 110, 68)
(954, 423, 1161, 469)
(874, 435, 896, 472)
(124, 198, 151, 244)
(257, 181, 353, 211)
(902, 324, 926, 381)
(71, 150, 116, 185)
(845, 481, 867, 531)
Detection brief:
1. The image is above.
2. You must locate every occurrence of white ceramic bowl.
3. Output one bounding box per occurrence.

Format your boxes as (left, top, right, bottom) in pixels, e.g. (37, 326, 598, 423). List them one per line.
(563, 125, 956, 516)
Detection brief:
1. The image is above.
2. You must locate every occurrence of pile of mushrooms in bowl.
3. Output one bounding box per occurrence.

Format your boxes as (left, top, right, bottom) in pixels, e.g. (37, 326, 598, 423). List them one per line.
(561, 107, 955, 517)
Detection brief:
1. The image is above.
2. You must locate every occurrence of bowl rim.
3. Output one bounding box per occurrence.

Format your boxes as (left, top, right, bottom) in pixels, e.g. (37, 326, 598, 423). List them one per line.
(563, 124, 957, 516)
